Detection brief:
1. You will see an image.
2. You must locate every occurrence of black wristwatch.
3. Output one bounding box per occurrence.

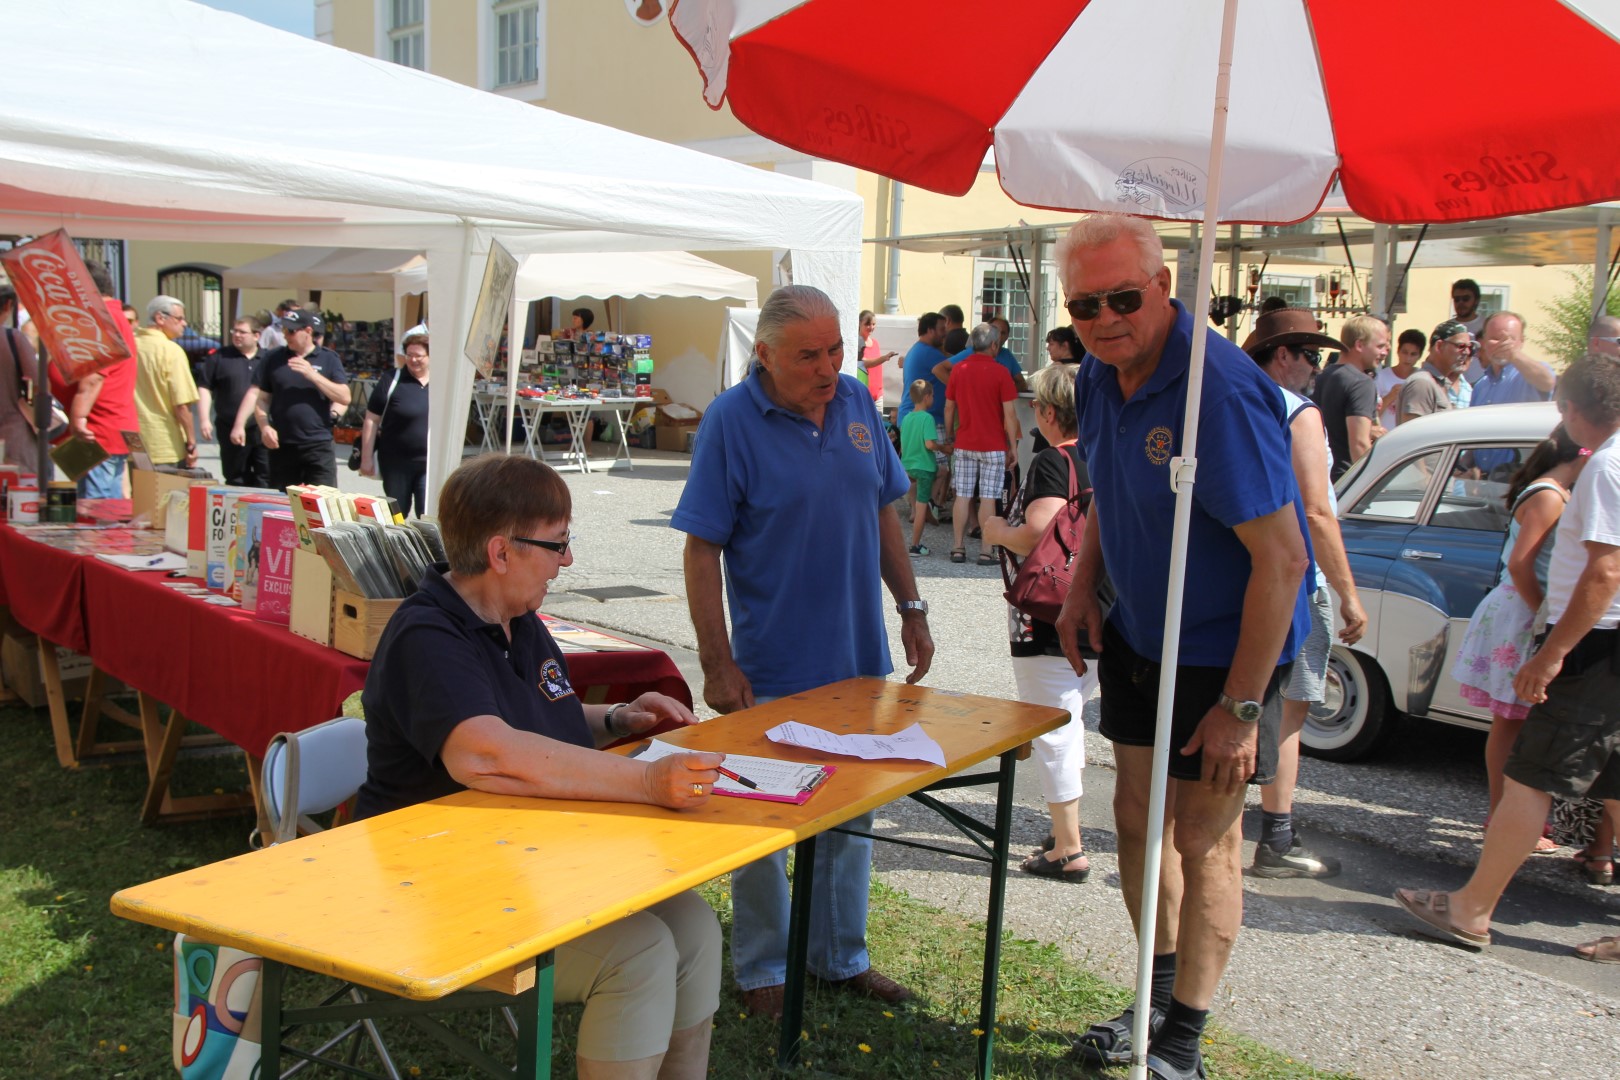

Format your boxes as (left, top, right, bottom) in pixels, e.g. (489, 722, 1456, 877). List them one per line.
(603, 702, 629, 738)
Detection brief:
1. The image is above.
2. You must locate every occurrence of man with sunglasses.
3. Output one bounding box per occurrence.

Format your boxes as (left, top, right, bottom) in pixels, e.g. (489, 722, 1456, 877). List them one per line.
(1053, 214, 1311, 1080)
(1396, 320, 1472, 425)
(1312, 313, 1389, 480)
(1590, 314, 1620, 360)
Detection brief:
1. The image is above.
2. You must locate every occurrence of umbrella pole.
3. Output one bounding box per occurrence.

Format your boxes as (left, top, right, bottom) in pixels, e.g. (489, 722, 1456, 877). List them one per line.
(1127, 1, 1239, 1077)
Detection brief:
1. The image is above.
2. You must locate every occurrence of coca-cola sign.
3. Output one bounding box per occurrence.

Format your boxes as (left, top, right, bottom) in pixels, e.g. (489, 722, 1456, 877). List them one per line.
(0, 229, 131, 383)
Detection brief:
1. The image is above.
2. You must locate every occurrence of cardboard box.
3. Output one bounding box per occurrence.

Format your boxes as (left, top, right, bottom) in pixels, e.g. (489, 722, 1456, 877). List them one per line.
(130, 467, 196, 524)
(1, 634, 104, 708)
(653, 402, 703, 455)
(288, 547, 334, 646)
(331, 591, 403, 660)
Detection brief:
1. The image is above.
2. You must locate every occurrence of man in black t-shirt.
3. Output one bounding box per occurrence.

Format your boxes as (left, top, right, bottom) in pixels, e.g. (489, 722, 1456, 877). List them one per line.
(200, 318, 269, 487)
(230, 308, 350, 489)
(1312, 313, 1388, 480)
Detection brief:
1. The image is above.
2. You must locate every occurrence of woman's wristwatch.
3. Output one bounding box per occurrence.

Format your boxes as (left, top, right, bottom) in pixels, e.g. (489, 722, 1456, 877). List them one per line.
(603, 702, 629, 738)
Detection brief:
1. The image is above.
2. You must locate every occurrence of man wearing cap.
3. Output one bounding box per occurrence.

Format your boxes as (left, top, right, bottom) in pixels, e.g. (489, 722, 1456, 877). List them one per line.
(1243, 309, 1368, 879)
(231, 308, 350, 489)
(1311, 314, 1388, 479)
(1396, 321, 1473, 425)
(1471, 311, 1554, 408)
(1590, 314, 1620, 360)
(259, 299, 298, 352)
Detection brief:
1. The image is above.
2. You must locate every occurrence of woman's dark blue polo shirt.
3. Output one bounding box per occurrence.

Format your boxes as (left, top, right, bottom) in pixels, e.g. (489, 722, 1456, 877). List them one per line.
(355, 566, 591, 818)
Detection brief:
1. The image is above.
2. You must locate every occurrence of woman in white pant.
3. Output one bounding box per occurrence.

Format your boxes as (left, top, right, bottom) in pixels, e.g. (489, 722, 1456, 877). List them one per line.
(983, 363, 1097, 881)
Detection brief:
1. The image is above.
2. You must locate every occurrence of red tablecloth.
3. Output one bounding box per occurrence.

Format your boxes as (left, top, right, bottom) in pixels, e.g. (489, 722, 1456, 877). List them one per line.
(0, 525, 91, 652)
(80, 559, 371, 758)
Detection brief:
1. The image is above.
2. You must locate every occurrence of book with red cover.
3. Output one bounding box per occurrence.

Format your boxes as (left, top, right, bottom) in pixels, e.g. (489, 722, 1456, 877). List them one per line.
(255, 511, 298, 625)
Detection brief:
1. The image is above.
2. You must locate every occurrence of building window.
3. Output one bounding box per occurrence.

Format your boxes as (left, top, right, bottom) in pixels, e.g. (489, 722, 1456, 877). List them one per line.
(1476, 285, 1511, 320)
(388, 0, 425, 69)
(494, 1, 539, 88)
(1260, 273, 1317, 310)
(976, 266, 1033, 360)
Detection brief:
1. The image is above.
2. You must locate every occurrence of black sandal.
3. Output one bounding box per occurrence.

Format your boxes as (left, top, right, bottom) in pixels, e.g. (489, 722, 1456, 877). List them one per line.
(1071, 1005, 1165, 1067)
(1019, 848, 1090, 882)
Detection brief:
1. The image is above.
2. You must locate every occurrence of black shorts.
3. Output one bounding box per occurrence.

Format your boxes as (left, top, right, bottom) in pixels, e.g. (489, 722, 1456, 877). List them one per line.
(1505, 627, 1620, 801)
(1096, 619, 1286, 784)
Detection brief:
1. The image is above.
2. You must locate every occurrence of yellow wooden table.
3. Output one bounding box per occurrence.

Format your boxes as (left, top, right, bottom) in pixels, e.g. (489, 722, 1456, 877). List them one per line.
(111, 678, 1065, 1077)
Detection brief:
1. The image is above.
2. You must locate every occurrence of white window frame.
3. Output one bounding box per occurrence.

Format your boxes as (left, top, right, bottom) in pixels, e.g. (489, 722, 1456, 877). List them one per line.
(376, 0, 429, 71)
(1476, 284, 1511, 320)
(478, 0, 548, 100)
(1260, 272, 1317, 310)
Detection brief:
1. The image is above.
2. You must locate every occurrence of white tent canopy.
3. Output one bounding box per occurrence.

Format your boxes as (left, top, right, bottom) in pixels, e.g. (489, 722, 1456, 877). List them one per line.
(0, 0, 862, 505)
(223, 247, 427, 294)
(394, 249, 762, 307)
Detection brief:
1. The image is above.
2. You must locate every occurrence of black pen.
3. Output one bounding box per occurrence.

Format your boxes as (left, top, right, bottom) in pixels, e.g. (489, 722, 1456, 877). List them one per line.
(716, 763, 759, 790)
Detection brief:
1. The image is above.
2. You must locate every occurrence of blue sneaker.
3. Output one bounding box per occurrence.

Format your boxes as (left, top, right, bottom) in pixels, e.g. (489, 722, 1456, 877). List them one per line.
(908, 544, 930, 557)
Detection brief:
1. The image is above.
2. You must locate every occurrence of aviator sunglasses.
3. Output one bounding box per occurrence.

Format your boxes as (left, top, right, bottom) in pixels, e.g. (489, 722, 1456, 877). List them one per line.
(1066, 281, 1154, 321)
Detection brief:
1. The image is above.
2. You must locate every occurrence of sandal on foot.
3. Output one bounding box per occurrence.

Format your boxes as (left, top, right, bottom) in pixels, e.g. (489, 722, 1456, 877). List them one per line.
(1583, 858, 1614, 885)
(1070, 1006, 1164, 1067)
(1022, 833, 1056, 860)
(1393, 888, 1491, 950)
(1575, 935, 1620, 963)
(949, 549, 966, 563)
(1147, 1052, 1208, 1080)
(1019, 849, 1090, 882)
(977, 550, 999, 565)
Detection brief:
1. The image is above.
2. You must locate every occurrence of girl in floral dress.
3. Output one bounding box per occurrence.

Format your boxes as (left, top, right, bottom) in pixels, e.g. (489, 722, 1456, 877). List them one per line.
(1452, 425, 1587, 847)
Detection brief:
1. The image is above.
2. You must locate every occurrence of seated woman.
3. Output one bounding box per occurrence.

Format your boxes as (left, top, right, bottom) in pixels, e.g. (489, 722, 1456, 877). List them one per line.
(355, 453, 723, 1080)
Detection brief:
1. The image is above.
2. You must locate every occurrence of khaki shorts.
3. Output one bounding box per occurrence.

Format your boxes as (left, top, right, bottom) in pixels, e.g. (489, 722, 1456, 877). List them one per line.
(1505, 628, 1620, 801)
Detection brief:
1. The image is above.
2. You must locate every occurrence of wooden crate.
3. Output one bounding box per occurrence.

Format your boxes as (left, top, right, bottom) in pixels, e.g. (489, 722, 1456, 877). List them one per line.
(331, 591, 403, 660)
(288, 548, 335, 647)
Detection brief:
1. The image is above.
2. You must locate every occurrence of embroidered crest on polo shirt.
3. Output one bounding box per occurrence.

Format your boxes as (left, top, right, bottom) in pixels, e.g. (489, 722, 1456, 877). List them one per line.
(847, 421, 874, 453)
(1144, 425, 1174, 466)
(538, 658, 574, 701)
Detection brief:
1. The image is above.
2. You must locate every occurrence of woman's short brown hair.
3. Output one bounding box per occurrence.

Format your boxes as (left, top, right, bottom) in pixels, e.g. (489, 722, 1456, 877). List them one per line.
(439, 454, 571, 575)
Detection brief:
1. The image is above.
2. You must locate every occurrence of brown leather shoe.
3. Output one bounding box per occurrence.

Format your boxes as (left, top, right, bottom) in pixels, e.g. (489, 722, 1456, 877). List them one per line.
(740, 984, 785, 1020)
(826, 968, 912, 1004)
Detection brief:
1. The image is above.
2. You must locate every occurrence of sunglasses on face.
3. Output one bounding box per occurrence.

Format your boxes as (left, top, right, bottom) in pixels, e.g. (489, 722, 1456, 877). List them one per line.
(1065, 281, 1154, 321)
(1294, 347, 1322, 368)
(513, 534, 574, 556)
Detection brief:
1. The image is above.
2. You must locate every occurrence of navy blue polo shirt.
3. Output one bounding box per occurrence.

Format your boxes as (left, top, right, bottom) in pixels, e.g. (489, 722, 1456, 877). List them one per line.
(896, 341, 947, 425)
(1075, 300, 1311, 667)
(672, 370, 909, 698)
(354, 567, 591, 818)
(252, 345, 349, 447)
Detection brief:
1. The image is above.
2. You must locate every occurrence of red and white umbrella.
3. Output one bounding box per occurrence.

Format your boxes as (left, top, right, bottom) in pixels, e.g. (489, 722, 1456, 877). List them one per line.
(670, 3, 1620, 1075)
(673, 0, 1620, 224)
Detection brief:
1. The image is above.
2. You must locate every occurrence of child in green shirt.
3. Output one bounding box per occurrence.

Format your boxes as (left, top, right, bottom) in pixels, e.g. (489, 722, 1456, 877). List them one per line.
(899, 380, 949, 556)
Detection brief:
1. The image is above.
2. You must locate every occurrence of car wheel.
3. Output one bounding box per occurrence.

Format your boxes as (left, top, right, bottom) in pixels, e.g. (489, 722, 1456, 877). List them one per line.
(1302, 647, 1394, 762)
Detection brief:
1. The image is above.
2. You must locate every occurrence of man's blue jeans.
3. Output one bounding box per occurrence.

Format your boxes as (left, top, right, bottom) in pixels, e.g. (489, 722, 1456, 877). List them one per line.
(78, 454, 127, 500)
(729, 690, 874, 989)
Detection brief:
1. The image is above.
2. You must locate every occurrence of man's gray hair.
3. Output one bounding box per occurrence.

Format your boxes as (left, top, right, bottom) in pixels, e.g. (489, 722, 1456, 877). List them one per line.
(756, 285, 840, 351)
(1482, 309, 1525, 335)
(969, 322, 999, 353)
(1056, 213, 1164, 290)
(146, 295, 184, 321)
(1589, 313, 1620, 338)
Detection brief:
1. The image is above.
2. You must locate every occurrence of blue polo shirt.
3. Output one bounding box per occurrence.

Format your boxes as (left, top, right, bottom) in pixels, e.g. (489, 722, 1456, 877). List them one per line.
(672, 370, 910, 698)
(896, 341, 947, 425)
(1075, 300, 1311, 667)
(1470, 362, 1551, 408)
(355, 567, 591, 818)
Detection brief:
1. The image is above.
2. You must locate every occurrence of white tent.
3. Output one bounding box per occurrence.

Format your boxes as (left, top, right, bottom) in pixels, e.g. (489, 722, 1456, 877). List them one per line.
(223, 247, 427, 294)
(0, 0, 863, 506)
(394, 250, 761, 308)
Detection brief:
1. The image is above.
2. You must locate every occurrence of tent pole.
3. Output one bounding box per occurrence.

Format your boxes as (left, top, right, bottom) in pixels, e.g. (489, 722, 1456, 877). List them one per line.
(1127, 2, 1240, 1078)
(1225, 224, 1241, 341)
(1594, 209, 1613, 318)
(1370, 225, 1389, 318)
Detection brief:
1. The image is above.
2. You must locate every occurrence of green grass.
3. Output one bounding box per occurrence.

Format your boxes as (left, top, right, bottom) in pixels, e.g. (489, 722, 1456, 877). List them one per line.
(0, 700, 1356, 1078)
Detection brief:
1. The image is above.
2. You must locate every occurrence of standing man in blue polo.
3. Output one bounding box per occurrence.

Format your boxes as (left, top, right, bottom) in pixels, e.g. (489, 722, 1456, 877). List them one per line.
(1053, 214, 1310, 1080)
(230, 308, 350, 490)
(674, 284, 934, 1022)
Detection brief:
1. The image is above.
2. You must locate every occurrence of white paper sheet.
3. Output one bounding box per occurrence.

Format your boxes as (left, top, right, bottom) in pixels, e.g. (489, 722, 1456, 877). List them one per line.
(94, 551, 188, 572)
(764, 721, 945, 767)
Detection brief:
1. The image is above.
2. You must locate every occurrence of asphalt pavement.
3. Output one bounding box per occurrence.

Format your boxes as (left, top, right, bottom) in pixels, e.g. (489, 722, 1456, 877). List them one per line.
(314, 442, 1620, 1079)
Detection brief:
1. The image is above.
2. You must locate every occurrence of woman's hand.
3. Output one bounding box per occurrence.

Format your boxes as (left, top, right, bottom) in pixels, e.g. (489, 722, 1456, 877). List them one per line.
(615, 692, 699, 738)
(644, 751, 724, 810)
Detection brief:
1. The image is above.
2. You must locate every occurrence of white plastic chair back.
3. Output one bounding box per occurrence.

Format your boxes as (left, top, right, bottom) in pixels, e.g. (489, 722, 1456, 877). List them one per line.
(261, 717, 369, 845)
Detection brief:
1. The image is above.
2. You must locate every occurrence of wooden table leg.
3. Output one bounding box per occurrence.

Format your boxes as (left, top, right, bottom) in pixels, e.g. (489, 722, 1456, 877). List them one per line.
(35, 635, 77, 768)
(75, 666, 145, 760)
(137, 692, 256, 826)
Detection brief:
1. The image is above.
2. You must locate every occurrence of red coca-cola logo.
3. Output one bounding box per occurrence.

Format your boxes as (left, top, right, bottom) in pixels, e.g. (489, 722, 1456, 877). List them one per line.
(0, 230, 132, 382)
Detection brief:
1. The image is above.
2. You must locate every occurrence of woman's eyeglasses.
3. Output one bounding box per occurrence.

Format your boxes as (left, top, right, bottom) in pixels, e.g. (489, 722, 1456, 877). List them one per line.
(513, 534, 574, 556)
(1065, 281, 1154, 321)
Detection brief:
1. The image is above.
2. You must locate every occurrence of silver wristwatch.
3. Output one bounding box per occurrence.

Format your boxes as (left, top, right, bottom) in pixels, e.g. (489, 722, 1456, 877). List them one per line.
(603, 702, 629, 738)
(896, 600, 929, 616)
(1216, 692, 1263, 723)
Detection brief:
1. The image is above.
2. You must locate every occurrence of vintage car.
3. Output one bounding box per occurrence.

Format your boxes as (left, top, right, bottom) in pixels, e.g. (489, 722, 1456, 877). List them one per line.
(1307, 400, 1561, 761)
